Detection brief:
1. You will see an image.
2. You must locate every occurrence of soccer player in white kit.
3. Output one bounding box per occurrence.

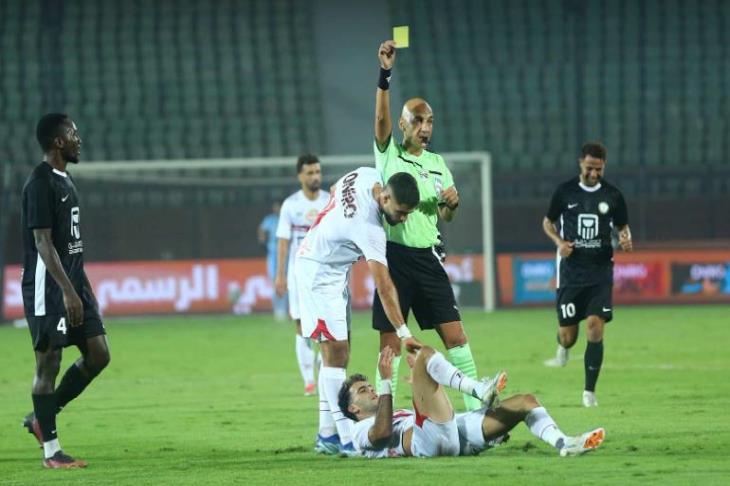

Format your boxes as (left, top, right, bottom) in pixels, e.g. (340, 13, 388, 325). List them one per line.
(339, 346, 605, 458)
(274, 155, 330, 396)
(295, 168, 422, 455)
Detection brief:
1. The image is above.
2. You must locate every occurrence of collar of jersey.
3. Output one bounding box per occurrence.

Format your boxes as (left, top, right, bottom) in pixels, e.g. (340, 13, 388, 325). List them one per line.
(52, 168, 68, 178)
(578, 181, 601, 192)
(396, 143, 427, 167)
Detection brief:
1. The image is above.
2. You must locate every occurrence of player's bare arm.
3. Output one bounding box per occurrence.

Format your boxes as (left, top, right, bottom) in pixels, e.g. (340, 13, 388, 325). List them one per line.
(375, 40, 396, 150)
(367, 346, 396, 447)
(438, 186, 459, 222)
(368, 260, 422, 353)
(542, 217, 574, 258)
(617, 224, 633, 252)
(33, 228, 83, 327)
(274, 237, 290, 297)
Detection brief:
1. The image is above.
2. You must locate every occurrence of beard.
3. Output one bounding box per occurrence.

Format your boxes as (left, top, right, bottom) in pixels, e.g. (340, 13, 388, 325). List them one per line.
(306, 181, 321, 192)
(383, 212, 399, 226)
(64, 150, 80, 164)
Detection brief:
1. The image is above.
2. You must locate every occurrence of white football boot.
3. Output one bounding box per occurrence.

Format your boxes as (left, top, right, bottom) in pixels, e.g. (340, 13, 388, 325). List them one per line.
(582, 390, 598, 407)
(560, 427, 605, 457)
(544, 345, 569, 367)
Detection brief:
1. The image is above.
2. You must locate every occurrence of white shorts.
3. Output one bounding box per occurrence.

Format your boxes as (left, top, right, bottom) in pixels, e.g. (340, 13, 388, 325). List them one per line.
(286, 265, 301, 320)
(455, 407, 509, 456)
(295, 257, 350, 342)
(411, 417, 460, 458)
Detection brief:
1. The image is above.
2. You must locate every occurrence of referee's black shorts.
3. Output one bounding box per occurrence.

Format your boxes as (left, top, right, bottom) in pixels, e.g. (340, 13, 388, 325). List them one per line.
(372, 241, 461, 332)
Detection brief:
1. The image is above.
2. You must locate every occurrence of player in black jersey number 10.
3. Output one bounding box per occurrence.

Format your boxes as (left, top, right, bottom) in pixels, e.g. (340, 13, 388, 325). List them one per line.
(541, 142, 632, 407)
(20, 114, 111, 468)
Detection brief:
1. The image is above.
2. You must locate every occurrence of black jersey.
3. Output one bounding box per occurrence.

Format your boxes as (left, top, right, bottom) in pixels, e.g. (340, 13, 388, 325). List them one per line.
(546, 176, 628, 288)
(21, 162, 87, 317)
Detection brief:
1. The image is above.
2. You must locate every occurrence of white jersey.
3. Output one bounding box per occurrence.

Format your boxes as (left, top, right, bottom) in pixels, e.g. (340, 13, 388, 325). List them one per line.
(352, 410, 415, 458)
(275, 189, 330, 276)
(297, 167, 387, 271)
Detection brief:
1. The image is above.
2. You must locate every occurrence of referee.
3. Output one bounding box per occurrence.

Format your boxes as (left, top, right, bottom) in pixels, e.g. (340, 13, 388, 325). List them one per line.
(371, 40, 481, 410)
(542, 142, 633, 407)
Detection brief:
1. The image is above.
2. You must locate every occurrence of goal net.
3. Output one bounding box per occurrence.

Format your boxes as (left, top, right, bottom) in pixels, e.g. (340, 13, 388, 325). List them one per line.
(2, 153, 494, 316)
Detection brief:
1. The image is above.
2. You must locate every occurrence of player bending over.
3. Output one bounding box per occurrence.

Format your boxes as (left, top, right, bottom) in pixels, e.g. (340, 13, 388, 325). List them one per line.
(339, 346, 605, 458)
(296, 167, 422, 455)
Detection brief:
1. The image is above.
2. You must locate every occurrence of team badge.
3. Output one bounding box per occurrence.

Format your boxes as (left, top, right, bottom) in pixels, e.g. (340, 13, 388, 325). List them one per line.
(434, 175, 443, 194)
(305, 208, 319, 222)
(418, 168, 429, 180)
(598, 202, 609, 214)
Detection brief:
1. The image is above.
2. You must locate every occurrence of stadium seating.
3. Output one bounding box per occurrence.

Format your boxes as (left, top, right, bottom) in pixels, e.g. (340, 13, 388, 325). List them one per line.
(389, 0, 729, 171)
(1, 1, 728, 180)
(0, 0, 324, 163)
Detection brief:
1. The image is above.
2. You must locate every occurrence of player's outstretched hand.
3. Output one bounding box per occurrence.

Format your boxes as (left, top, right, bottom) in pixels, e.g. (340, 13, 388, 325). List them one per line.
(379, 345, 395, 380)
(63, 289, 84, 327)
(618, 228, 633, 252)
(379, 40, 396, 70)
(274, 275, 287, 297)
(558, 240, 574, 258)
(402, 336, 422, 354)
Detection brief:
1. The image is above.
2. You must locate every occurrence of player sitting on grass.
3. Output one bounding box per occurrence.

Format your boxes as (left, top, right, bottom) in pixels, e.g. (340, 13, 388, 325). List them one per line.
(339, 346, 605, 458)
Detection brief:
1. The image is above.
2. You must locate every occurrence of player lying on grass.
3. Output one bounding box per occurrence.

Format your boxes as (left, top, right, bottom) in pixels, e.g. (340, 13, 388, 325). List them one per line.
(339, 346, 605, 458)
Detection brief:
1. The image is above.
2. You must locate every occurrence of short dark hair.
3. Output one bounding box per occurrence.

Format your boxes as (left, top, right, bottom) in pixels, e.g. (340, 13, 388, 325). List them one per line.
(338, 373, 368, 422)
(296, 154, 320, 173)
(581, 142, 607, 161)
(36, 113, 69, 151)
(386, 172, 419, 208)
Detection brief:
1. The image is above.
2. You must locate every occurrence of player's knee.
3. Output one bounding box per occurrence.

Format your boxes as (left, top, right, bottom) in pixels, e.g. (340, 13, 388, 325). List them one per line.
(521, 394, 540, 410)
(586, 318, 604, 340)
(36, 357, 61, 382)
(94, 350, 111, 374)
(560, 334, 577, 348)
(416, 346, 436, 364)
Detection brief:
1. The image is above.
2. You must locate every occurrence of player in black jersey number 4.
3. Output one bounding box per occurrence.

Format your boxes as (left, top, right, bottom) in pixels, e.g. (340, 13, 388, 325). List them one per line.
(20, 114, 111, 468)
(542, 142, 632, 407)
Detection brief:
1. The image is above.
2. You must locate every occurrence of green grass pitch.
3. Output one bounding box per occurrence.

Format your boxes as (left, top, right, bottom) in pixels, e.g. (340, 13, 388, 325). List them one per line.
(1, 305, 729, 485)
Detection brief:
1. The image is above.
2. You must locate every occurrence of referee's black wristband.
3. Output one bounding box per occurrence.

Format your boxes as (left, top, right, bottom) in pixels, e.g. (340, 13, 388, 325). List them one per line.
(378, 68, 392, 90)
(439, 201, 459, 210)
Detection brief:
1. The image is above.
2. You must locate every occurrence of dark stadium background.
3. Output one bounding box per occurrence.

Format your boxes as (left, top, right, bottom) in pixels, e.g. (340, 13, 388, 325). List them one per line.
(1, 0, 728, 318)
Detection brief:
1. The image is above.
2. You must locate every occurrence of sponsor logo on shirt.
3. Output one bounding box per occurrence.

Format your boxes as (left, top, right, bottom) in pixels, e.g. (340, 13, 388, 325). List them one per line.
(341, 172, 359, 218)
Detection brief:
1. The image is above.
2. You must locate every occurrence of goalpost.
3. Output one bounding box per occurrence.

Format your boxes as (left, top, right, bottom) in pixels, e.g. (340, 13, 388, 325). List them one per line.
(70, 152, 495, 311)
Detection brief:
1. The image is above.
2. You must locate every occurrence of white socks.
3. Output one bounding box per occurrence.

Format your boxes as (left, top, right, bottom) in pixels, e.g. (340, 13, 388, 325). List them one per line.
(317, 362, 336, 437)
(43, 438, 61, 459)
(525, 406, 567, 448)
(319, 366, 353, 444)
(425, 351, 485, 398)
(296, 334, 315, 386)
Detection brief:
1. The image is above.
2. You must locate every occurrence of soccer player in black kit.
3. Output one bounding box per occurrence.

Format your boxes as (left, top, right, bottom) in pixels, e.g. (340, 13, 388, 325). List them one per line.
(20, 114, 110, 468)
(541, 142, 632, 407)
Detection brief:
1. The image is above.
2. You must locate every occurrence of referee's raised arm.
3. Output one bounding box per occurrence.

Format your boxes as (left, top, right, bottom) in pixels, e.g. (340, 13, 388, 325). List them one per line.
(375, 40, 396, 151)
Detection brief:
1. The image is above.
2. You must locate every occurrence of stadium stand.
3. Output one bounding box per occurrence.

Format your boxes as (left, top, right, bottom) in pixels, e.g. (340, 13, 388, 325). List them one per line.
(0, 0, 325, 163)
(389, 0, 729, 170)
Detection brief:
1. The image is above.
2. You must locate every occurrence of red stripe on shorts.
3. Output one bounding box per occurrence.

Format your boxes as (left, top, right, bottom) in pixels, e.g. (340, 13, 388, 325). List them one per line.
(310, 318, 336, 341)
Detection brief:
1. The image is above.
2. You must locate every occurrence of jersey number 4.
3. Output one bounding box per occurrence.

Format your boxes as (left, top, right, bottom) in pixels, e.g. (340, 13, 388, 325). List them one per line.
(57, 317, 67, 335)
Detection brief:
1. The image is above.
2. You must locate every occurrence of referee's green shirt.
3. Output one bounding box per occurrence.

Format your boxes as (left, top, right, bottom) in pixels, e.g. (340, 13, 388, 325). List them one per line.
(374, 136, 454, 248)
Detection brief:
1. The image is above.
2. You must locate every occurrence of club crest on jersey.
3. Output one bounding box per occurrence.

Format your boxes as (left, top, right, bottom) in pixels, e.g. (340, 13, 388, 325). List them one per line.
(418, 168, 429, 180)
(577, 214, 599, 240)
(598, 201, 609, 214)
(433, 175, 443, 193)
(305, 208, 319, 223)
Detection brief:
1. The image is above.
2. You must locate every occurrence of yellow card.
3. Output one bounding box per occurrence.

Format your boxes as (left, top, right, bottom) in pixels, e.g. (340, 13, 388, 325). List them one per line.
(393, 25, 409, 48)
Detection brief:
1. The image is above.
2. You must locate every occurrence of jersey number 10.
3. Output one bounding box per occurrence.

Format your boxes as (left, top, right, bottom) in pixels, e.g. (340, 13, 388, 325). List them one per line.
(560, 303, 576, 319)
